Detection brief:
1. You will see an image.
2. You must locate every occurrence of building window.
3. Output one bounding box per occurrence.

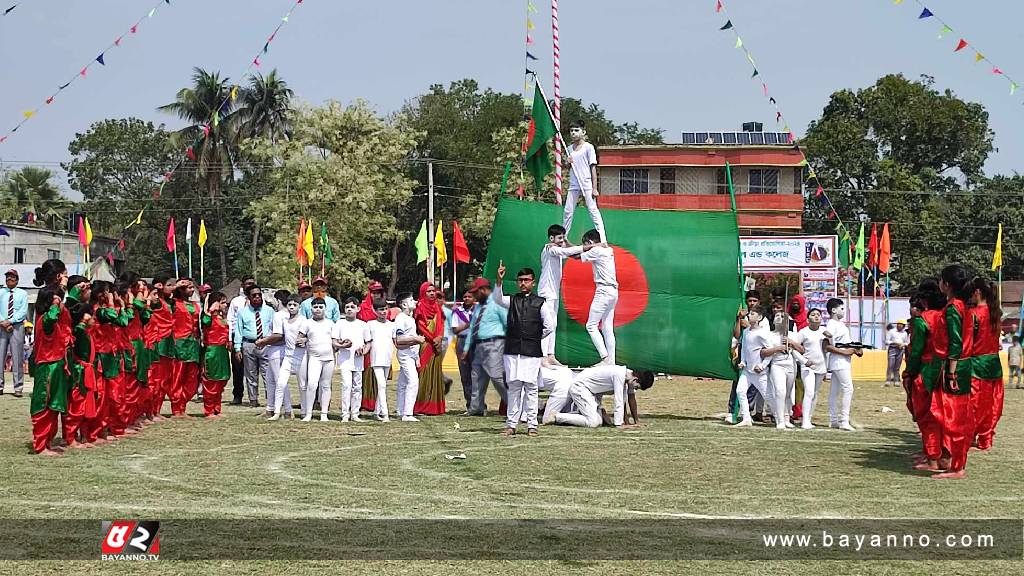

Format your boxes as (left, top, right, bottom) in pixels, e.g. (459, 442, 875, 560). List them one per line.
(659, 168, 676, 194)
(794, 167, 804, 195)
(716, 168, 730, 195)
(748, 168, 779, 194)
(13, 248, 26, 264)
(620, 169, 649, 194)
(47, 249, 60, 260)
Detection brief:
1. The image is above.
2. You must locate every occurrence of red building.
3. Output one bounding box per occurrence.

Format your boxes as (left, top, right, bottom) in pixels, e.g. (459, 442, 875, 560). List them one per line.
(596, 126, 805, 231)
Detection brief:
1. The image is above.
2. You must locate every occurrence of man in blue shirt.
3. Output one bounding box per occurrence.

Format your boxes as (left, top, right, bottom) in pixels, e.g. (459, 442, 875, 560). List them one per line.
(460, 277, 508, 416)
(0, 269, 28, 397)
(233, 285, 278, 408)
(300, 277, 340, 322)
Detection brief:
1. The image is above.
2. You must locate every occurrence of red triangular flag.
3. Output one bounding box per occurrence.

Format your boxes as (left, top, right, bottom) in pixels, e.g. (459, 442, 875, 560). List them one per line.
(296, 219, 307, 266)
(955, 39, 968, 52)
(867, 223, 879, 268)
(879, 223, 892, 274)
(828, 210, 836, 220)
(115, 36, 123, 46)
(166, 218, 176, 252)
(716, 0, 723, 13)
(202, 124, 210, 137)
(186, 147, 196, 161)
(130, 24, 137, 33)
(815, 184, 823, 197)
(46, 97, 54, 104)
(452, 221, 471, 264)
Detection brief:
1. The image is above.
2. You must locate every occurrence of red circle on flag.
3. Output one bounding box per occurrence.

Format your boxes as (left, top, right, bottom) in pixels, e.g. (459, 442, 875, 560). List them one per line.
(562, 246, 648, 327)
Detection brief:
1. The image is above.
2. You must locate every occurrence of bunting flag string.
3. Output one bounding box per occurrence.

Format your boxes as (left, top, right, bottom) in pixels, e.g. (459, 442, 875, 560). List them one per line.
(99, 0, 305, 268)
(3, 4, 18, 17)
(0, 0, 173, 145)
(896, 0, 1022, 98)
(523, 0, 538, 108)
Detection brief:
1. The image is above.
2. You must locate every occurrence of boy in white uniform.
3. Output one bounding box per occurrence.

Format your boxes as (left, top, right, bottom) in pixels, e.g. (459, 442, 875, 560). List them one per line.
(794, 308, 828, 428)
(392, 293, 425, 422)
(563, 120, 606, 242)
(734, 306, 771, 427)
(579, 228, 618, 365)
(298, 298, 336, 422)
(824, 298, 862, 431)
(539, 364, 575, 424)
(537, 224, 585, 366)
(553, 364, 653, 428)
(334, 297, 370, 422)
(764, 311, 804, 429)
(266, 295, 303, 420)
(366, 298, 395, 422)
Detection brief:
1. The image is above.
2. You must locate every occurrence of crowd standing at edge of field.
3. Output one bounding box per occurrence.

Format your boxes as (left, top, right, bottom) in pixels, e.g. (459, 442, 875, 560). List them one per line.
(726, 264, 1007, 480)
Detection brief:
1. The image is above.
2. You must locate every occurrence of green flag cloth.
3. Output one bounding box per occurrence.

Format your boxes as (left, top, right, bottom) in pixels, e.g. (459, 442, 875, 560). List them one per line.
(319, 222, 333, 266)
(837, 223, 850, 269)
(414, 220, 428, 263)
(524, 81, 557, 192)
(482, 199, 741, 378)
(853, 222, 865, 270)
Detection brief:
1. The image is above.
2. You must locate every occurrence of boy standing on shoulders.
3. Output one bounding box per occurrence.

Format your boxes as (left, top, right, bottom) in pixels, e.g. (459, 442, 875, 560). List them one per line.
(537, 225, 586, 367)
(579, 229, 617, 366)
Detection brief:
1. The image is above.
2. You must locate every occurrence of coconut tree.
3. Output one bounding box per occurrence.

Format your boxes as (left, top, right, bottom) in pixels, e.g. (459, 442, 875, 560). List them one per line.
(158, 68, 240, 285)
(237, 69, 294, 144)
(0, 166, 72, 225)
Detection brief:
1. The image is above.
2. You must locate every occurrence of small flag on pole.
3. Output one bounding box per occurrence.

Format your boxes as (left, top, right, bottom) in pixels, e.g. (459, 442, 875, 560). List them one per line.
(198, 219, 208, 248)
(414, 220, 428, 264)
(166, 218, 176, 252)
(992, 223, 1003, 271)
(434, 220, 448, 267)
(452, 220, 470, 264)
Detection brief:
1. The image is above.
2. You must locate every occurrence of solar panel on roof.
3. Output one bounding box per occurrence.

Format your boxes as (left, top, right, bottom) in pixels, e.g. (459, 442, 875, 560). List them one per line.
(737, 132, 751, 144)
(764, 132, 778, 144)
(723, 132, 737, 144)
(710, 132, 723, 143)
(750, 132, 764, 144)
(681, 132, 696, 144)
(779, 133, 792, 144)
(695, 132, 709, 144)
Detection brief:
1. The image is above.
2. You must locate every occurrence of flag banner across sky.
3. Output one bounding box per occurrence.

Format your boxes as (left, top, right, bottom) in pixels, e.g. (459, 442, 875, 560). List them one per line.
(483, 198, 741, 378)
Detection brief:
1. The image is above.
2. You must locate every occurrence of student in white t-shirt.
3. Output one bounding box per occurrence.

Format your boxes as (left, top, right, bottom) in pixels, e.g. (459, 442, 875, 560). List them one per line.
(823, 298, 862, 431)
(794, 308, 828, 429)
(334, 297, 371, 422)
(366, 298, 395, 422)
(392, 293, 425, 422)
(579, 228, 618, 365)
(764, 311, 805, 429)
(267, 295, 304, 420)
(538, 224, 586, 366)
(298, 298, 337, 422)
(734, 306, 771, 427)
(563, 120, 606, 242)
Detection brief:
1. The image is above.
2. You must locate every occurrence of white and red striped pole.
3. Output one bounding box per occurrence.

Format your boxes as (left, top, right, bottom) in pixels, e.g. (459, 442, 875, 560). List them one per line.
(551, 0, 563, 205)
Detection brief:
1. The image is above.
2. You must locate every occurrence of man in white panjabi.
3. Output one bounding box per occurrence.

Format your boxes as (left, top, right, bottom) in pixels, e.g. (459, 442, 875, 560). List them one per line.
(392, 293, 425, 422)
(492, 263, 554, 436)
(298, 298, 336, 422)
(365, 298, 395, 422)
(554, 364, 653, 428)
(266, 295, 304, 420)
(563, 119, 606, 242)
(578, 228, 618, 366)
(334, 297, 371, 422)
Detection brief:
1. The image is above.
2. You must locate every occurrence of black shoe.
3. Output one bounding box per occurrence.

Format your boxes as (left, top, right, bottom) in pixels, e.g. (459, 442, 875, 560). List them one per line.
(229, 399, 243, 406)
(249, 400, 260, 408)
(12, 391, 22, 398)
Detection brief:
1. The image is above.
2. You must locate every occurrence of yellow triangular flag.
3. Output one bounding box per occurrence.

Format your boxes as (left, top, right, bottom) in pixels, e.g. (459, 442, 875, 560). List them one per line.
(303, 220, 315, 262)
(23, 110, 34, 119)
(527, 18, 535, 30)
(975, 52, 984, 62)
(230, 86, 238, 101)
(992, 223, 1003, 270)
(434, 220, 448, 267)
(84, 217, 93, 245)
(735, 36, 743, 48)
(198, 219, 208, 248)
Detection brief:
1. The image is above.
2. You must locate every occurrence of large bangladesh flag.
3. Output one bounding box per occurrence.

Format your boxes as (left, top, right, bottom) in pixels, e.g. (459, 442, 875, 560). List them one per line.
(482, 199, 742, 379)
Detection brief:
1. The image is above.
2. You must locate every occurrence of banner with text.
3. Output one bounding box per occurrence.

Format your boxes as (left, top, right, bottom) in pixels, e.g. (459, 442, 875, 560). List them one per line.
(741, 236, 838, 270)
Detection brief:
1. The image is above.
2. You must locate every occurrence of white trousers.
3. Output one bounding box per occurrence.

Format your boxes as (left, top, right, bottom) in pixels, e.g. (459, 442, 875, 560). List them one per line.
(800, 368, 826, 426)
(339, 369, 363, 419)
(554, 384, 602, 428)
(306, 357, 335, 418)
(372, 366, 389, 417)
(735, 369, 768, 423)
(541, 298, 558, 356)
(563, 186, 606, 242)
(270, 351, 301, 415)
(541, 376, 574, 424)
(828, 368, 854, 426)
(396, 355, 419, 417)
(769, 363, 796, 427)
(506, 379, 539, 430)
(587, 286, 618, 362)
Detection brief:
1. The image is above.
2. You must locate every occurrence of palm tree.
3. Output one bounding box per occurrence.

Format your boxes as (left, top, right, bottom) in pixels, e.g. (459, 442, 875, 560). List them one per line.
(237, 70, 294, 144)
(159, 68, 240, 285)
(0, 167, 72, 224)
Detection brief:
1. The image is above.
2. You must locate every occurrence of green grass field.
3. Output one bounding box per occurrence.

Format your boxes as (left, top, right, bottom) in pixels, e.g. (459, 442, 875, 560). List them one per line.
(0, 373, 1021, 574)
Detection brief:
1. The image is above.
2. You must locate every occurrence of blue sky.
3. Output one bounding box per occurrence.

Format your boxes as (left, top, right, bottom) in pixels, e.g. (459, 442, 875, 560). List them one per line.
(2, 0, 1022, 193)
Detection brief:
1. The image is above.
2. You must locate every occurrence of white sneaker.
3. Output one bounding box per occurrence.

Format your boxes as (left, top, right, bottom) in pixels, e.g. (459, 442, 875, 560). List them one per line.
(733, 419, 753, 427)
(351, 415, 363, 422)
(801, 422, 815, 430)
(839, 423, 857, 432)
(267, 413, 280, 421)
(401, 416, 420, 422)
(301, 415, 312, 422)
(320, 414, 329, 422)
(378, 416, 390, 423)
(341, 415, 350, 422)
(776, 423, 787, 430)
(724, 414, 736, 424)
(784, 421, 795, 429)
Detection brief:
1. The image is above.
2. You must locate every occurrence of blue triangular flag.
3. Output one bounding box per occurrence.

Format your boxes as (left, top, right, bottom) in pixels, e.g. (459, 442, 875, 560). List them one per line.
(4, 5, 17, 16)
(918, 8, 933, 19)
(0, 225, 9, 237)
(526, 68, 535, 76)
(58, 81, 71, 90)
(96, 53, 105, 65)
(526, 51, 538, 60)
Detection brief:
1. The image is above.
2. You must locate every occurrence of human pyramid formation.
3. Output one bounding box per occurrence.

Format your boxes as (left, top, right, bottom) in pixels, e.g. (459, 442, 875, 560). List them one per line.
(26, 121, 653, 455)
(729, 264, 1004, 479)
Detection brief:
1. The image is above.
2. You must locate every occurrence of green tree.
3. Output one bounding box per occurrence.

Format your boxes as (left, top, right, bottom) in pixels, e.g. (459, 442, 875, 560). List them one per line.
(244, 101, 419, 293)
(0, 166, 73, 225)
(236, 70, 294, 144)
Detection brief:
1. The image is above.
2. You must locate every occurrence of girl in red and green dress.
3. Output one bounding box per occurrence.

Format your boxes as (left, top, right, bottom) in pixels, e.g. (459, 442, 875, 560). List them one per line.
(903, 278, 946, 472)
(30, 283, 71, 456)
(128, 279, 153, 425)
(201, 292, 231, 418)
(170, 279, 200, 418)
(413, 282, 447, 415)
(85, 282, 119, 444)
(113, 281, 141, 434)
(970, 277, 1003, 451)
(933, 264, 975, 480)
(145, 275, 176, 419)
(66, 302, 99, 449)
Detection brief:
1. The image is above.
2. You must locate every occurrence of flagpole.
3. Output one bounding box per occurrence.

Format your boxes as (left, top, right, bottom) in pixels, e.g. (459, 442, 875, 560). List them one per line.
(871, 265, 877, 347)
(859, 267, 865, 342)
(200, 245, 204, 286)
(187, 218, 194, 279)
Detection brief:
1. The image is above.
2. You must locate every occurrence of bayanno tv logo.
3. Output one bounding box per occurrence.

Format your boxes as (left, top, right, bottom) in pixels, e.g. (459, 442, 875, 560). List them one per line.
(101, 521, 161, 561)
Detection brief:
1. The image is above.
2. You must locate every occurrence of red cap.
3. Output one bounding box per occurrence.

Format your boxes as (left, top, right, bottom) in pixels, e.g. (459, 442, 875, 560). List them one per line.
(298, 281, 312, 289)
(369, 280, 384, 292)
(313, 276, 328, 286)
(199, 284, 212, 293)
(469, 277, 491, 292)
(4, 269, 18, 279)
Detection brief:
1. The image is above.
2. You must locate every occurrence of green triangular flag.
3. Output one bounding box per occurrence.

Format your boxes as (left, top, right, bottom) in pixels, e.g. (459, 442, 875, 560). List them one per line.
(720, 20, 732, 30)
(837, 224, 851, 269)
(853, 222, 865, 270)
(414, 220, 428, 263)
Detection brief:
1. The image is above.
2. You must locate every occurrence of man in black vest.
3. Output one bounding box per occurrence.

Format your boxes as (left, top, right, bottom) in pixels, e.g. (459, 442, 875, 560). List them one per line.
(492, 261, 553, 437)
